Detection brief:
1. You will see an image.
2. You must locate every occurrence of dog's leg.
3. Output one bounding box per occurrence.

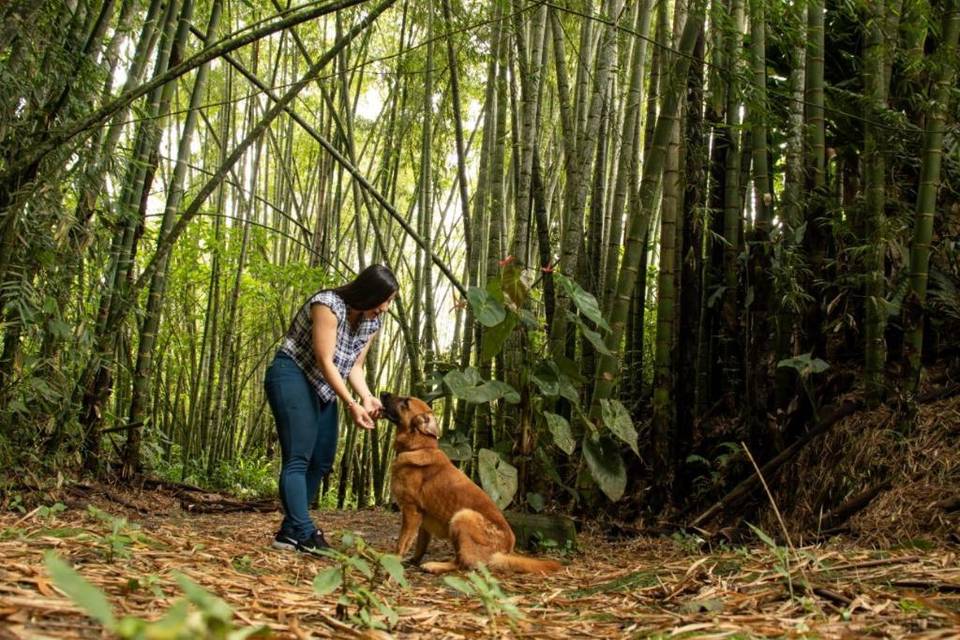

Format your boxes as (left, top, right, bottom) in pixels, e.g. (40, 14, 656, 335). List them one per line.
(407, 529, 431, 565)
(396, 506, 423, 557)
(419, 561, 458, 574)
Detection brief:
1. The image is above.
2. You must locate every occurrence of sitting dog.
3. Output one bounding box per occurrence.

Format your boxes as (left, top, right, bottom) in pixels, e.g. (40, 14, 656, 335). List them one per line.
(380, 392, 561, 574)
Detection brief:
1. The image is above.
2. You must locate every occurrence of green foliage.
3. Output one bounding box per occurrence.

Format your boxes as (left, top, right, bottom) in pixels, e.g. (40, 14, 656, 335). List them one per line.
(477, 448, 518, 509)
(747, 522, 795, 600)
(460, 267, 634, 503)
(86, 506, 144, 563)
(443, 367, 520, 404)
(44, 552, 268, 638)
(581, 434, 627, 502)
(542, 411, 575, 455)
(443, 565, 524, 631)
(312, 532, 407, 631)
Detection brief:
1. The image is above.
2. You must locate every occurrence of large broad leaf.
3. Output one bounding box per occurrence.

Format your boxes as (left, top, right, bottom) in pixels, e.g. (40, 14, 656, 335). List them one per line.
(478, 448, 518, 509)
(554, 272, 611, 332)
(467, 286, 506, 327)
(439, 430, 473, 461)
(45, 552, 116, 629)
(599, 399, 639, 456)
(570, 313, 614, 355)
(776, 353, 830, 377)
(558, 377, 580, 405)
(481, 311, 518, 361)
(542, 411, 575, 455)
(501, 263, 532, 309)
(530, 362, 560, 397)
(442, 367, 483, 396)
(582, 434, 626, 502)
(554, 354, 588, 384)
(456, 380, 520, 404)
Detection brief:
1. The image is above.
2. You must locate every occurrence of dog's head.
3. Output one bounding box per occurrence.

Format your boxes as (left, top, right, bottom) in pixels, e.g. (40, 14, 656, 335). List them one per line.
(380, 392, 438, 451)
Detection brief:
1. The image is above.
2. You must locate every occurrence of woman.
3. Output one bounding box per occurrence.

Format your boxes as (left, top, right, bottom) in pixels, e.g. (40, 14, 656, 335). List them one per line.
(265, 264, 397, 554)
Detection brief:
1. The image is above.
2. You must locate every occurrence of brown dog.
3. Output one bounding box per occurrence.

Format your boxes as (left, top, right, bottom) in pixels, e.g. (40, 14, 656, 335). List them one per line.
(380, 392, 561, 575)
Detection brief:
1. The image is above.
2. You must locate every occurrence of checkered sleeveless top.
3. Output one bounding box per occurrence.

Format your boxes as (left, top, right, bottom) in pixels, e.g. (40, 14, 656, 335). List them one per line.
(278, 290, 381, 402)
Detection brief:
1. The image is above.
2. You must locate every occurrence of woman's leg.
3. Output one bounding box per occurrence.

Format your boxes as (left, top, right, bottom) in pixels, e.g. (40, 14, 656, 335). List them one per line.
(305, 398, 339, 509)
(264, 353, 319, 540)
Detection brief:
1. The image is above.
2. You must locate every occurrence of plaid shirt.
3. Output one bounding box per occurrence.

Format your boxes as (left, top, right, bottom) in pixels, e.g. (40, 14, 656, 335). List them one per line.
(278, 290, 381, 402)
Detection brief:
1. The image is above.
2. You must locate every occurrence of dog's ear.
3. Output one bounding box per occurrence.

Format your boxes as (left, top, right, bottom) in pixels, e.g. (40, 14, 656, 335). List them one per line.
(413, 413, 439, 438)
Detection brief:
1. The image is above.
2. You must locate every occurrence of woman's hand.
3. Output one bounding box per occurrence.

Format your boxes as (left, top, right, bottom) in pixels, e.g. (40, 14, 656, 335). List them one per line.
(362, 394, 383, 420)
(348, 400, 375, 430)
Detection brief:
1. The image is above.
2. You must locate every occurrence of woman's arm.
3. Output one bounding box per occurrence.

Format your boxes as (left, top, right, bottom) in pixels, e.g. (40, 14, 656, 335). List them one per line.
(311, 304, 374, 429)
(348, 333, 382, 418)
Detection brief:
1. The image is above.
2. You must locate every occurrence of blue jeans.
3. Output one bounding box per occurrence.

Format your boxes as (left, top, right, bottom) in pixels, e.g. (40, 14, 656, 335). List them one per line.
(264, 351, 339, 540)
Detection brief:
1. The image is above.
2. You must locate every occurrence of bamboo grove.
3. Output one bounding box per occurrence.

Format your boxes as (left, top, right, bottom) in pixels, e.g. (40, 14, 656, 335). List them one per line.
(1, 0, 958, 520)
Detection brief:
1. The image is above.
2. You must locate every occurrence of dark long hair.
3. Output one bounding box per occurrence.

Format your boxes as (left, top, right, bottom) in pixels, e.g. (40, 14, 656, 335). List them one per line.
(333, 264, 398, 310)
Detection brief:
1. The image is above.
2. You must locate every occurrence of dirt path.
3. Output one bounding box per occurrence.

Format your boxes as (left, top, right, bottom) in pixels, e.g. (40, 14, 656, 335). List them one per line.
(1, 486, 958, 638)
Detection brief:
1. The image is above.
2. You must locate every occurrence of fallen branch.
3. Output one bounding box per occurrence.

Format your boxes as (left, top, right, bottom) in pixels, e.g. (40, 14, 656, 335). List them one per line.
(818, 479, 893, 532)
(890, 580, 960, 593)
(178, 497, 277, 514)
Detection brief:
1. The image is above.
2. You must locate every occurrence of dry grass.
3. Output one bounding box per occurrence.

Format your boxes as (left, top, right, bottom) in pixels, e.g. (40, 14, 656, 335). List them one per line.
(766, 390, 960, 547)
(2, 483, 960, 639)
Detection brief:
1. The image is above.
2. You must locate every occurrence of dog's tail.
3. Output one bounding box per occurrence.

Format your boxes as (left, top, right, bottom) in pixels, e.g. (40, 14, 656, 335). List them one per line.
(488, 552, 562, 574)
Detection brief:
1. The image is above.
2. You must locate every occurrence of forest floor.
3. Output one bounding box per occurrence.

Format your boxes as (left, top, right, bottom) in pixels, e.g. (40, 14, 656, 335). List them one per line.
(1, 482, 959, 639)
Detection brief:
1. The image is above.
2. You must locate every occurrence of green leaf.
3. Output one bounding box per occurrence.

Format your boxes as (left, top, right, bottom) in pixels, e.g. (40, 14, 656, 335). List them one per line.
(458, 381, 520, 404)
(175, 574, 233, 623)
(145, 600, 189, 636)
(45, 552, 116, 628)
(439, 430, 473, 461)
(558, 378, 580, 405)
(378, 554, 408, 588)
(347, 556, 374, 579)
(582, 435, 626, 502)
(530, 362, 560, 396)
(570, 313, 614, 355)
(467, 286, 506, 327)
(501, 263, 531, 309)
(776, 353, 830, 377)
(478, 449, 518, 509)
(526, 492, 545, 512)
(554, 272, 611, 332)
(599, 399, 639, 456)
(443, 576, 475, 595)
(747, 522, 777, 549)
(313, 567, 343, 596)
(442, 368, 482, 397)
(554, 354, 588, 384)
(542, 412, 575, 455)
(481, 311, 518, 361)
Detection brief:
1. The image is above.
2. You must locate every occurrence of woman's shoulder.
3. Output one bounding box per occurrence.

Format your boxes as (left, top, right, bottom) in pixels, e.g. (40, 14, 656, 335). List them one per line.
(308, 289, 345, 320)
